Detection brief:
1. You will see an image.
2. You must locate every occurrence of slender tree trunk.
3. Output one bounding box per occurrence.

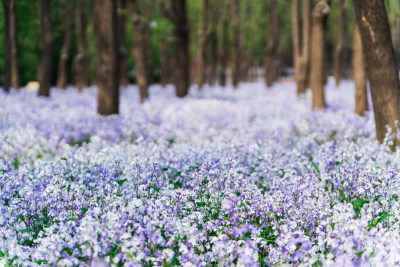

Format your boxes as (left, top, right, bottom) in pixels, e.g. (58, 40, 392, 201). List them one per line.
(196, 0, 208, 89)
(230, 0, 239, 88)
(129, 0, 151, 103)
(94, 0, 119, 115)
(310, 0, 330, 109)
(239, 3, 250, 83)
(353, 24, 368, 116)
(353, 0, 400, 143)
(209, 29, 217, 85)
(160, 40, 169, 87)
(218, 5, 228, 87)
(75, 0, 89, 92)
(265, 0, 279, 87)
(2, 0, 11, 92)
(333, 0, 346, 86)
(9, 0, 18, 89)
(56, 0, 74, 89)
(172, 0, 190, 97)
(118, 0, 129, 87)
(39, 0, 54, 97)
(292, 0, 312, 95)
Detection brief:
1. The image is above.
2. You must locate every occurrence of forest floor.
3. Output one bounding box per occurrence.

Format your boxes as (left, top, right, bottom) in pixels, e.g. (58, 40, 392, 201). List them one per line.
(1, 80, 399, 266)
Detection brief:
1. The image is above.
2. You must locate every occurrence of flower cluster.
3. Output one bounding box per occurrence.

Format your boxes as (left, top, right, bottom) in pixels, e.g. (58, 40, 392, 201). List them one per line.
(0, 81, 398, 266)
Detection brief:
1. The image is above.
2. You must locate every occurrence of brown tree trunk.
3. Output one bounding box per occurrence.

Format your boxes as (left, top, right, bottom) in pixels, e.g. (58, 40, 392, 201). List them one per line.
(75, 0, 89, 92)
(292, 0, 312, 95)
(9, 0, 18, 89)
(265, 0, 279, 87)
(333, 0, 346, 87)
(94, 0, 119, 115)
(56, 0, 74, 89)
(353, 24, 368, 116)
(230, 0, 239, 88)
(118, 0, 129, 87)
(160, 40, 169, 87)
(39, 0, 55, 97)
(171, 0, 190, 97)
(310, 0, 330, 109)
(129, 0, 151, 103)
(218, 5, 228, 87)
(208, 29, 217, 85)
(196, 0, 208, 89)
(353, 0, 400, 143)
(2, 0, 11, 92)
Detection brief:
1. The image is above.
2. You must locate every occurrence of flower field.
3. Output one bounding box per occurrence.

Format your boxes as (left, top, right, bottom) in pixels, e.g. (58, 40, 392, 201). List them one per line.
(1, 81, 400, 266)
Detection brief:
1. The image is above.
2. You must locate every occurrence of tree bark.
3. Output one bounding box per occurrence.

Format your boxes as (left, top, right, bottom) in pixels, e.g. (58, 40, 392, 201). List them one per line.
(94, 0, 119, 115)
(353, 0, 400, 143)
(9, 0, 18, 89)
(75, 0, 89, 92)
(353, 24, 368, 116)
(129, 0, 151, 103)
(39, 0, 55, 97)
(230, 0, 239, 88)
(333, 0, 346, 86)
(310, 0, 330, 109)
(171, 0, 190, 97)
(2, 0, 11, 92)
(218, 4, 229, 87)
(265, 0, 279, 87)
(118, 0, 129, 87)
(160, 39, 169, 87)
(292, 0, 312, 95)
(208, 28, 217, 85)
(56, 0, 74, 89)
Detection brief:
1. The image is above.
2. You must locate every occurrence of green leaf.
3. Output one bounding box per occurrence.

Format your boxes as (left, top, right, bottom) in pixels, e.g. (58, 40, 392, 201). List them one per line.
(149, 186, 160, 192)
(0, 249, 5, 257)
(117, 179, 127, 186)
(338, 189, 346, 201)
(61, 157, 67, 161)
(125, 252, 133, 260)
(81, 207, 89, 214)
(377, 213, 393, 223)
(169, 255, 179, 266)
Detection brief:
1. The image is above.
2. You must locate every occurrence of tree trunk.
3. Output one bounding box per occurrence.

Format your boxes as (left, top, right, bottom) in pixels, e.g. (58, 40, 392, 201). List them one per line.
(160, 40, 169, 87)
(118, 0, 129, 87)
(75, 0, 89, 92)
(333, 0, 346, 87)
(2, 0, 11, 92)
(39, 0, 55, 97)
(56, 0, 74, 89)
(353, 24, 368, 116)
(171, 0, 190, 97)
(94, 0, 119, 115)
(353, 0, 400, 143)
(265, 0, 279, 87)
(129, 0, 152, 103)
(230, 0, 239, 88)
(208, 29, 217, 85)
(292, 0, 312, 95)
(9, 0, 18, 89)
(196, 0, 208, 89)
(218, 7, 228, 87)
(310, 0, 330, 109)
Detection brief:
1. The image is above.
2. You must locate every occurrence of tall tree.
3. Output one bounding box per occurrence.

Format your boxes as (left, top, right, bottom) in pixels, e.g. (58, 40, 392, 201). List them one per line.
(118, 0, 129, 87)
(265, 0, 279, 87)
(160, 35, 171, 87)
(94, 0, 119, 115)
(128, 0, 151, 103)
(292, 0, 312, 95)
(353, 0, 400, 143)
(230, 0, 239, 88)
(196, 0, 217, 90)
(75, 0, 89, 92)
(2, 0, 11, 92)
(39, 0, 55, 97)
(310, 0, 330, 109)
(333, 0, 347, 86)
(353, 24, 368, 116)
(56, 0, 74, 89)
(218, 2, 229, 87)
(9, 0, 18, 89)
(161, 0, 190, 97)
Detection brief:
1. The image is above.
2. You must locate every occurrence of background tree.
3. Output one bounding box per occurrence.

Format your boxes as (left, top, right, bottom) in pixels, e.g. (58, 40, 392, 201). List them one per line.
(292, 0, 311, 95)
(230, 0, 239, 88)
(128, 0, 151, 103)
(353, 24, 367, 116)
(118, 0, 129, 87)
(217, 2, 229, 87)
(75, 0, 89, 92)
(56, 0, 74, 89)
(196, 0, 217, 90)
(310, 0, 330, 109)
(38, 0, 54, 97)
(94, 0, 119, 115)
(2, 0, 11, 92)
(265, 0, 279, 87)
(333, 0, 347, 86)
(353, 0, 400, 143)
